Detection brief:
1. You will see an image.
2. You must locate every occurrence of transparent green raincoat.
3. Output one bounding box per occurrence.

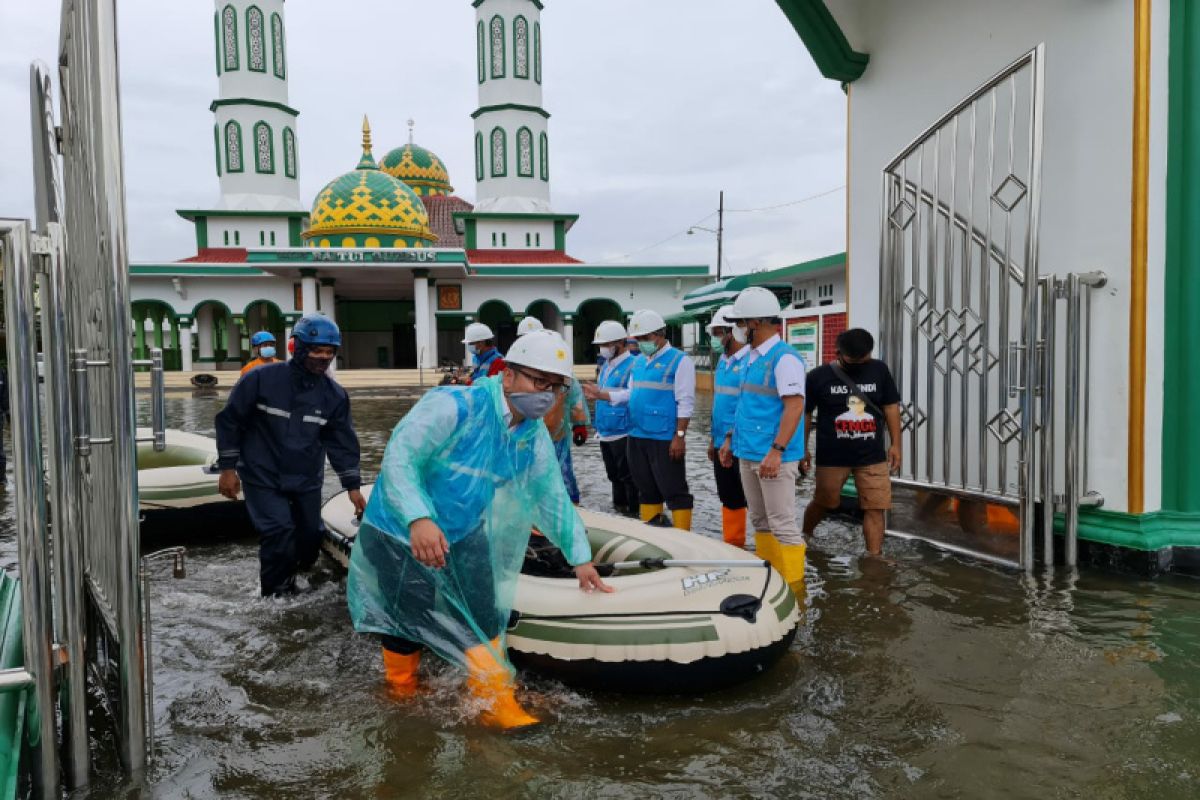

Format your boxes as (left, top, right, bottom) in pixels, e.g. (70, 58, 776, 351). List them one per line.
(347, 376, 593, 671)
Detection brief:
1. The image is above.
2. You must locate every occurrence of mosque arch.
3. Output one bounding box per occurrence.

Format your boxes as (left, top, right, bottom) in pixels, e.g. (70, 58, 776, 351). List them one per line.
(476, 21, 486, 83)
(490, 126, 508, 177)
(475, 132, 484, 181)
(224, 120, 244, 173)
(221, 5, 239, 71)
(242, 300, 286, 346)
(513, 16, 530, 79)
(516, 127, 534, 177)
(477, 299, 518, 352)
(489, 15, 506, 79)
(574, 297, 626, 360)
(131, 300, 181, 367)
(283, 127, 297, 178)
(246, 5, 266, 72)
(253, 120, 274, 174)
(539, 132, 549, 181)
(271, 12, 286, 78)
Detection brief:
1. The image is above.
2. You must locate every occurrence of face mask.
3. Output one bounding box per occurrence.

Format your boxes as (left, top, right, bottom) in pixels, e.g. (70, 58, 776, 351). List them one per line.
(638, 341, 659, 357)
(305, 354, 334, 375)
(508, 391, 556, 420)
(709, 335, 724, 352)
(598, 346, 615, 360)
(260, 346, 277, 359)
(732, 325, 748, 345)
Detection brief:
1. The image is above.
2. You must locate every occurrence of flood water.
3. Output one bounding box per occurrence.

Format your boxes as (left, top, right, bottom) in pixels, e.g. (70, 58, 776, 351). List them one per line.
(2, 388, 1199, 799)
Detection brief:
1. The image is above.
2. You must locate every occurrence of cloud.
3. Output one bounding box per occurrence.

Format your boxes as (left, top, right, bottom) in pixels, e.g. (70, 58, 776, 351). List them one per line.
(0, 0, 846, 272)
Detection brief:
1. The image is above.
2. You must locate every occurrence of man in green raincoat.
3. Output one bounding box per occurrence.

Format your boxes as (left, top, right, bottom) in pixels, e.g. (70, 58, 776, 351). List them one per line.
(347, 329, 612, 732)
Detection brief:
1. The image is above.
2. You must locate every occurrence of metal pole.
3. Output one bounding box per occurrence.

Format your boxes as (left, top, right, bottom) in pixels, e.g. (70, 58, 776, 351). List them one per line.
(1064, 271, 1107, 569)
(2, 219, 60, 799)
(716, 190, 724, 282)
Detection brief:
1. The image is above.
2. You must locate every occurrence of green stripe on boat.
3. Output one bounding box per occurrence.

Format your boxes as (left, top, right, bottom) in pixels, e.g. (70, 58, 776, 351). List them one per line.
(774, 587, 797, 622)
(510, 621, 720, 646)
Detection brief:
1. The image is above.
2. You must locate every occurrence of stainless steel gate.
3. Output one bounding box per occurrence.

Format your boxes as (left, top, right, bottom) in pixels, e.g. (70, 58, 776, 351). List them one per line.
(879, 47, 1045, 568)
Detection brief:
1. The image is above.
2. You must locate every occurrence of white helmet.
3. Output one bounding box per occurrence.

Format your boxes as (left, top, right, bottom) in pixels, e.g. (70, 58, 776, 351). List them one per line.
(516, 316, 544, 336)
(627, 309, 667, 337)
(706, 305, 736, 335)
(462, 322, 495, 345)
(592, 319, 627, 345)
(504, 329, 574, 378)
(727, 286, 781, 321)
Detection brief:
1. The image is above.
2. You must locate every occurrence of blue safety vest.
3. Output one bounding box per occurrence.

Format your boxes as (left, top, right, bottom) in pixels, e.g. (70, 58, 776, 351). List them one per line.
(711, 351, 745, 445)
(471, 347, 503, 382)
(628, 347, 686, 441)
(732, 339, 806, 462)
(594, 353, 636, 438)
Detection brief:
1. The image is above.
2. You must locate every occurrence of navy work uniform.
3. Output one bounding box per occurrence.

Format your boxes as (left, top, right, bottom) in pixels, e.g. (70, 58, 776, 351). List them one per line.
(216, 360, 361, 595)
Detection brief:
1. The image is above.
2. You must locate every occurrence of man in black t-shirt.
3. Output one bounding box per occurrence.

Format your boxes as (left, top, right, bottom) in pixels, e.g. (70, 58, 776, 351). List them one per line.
(800, 329, 902, 555)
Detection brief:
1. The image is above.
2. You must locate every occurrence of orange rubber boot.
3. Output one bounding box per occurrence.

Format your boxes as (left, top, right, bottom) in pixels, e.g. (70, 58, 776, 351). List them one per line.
(721, 506, 747, 548)
(382, 648, 420, 698)
(464, 639, 540, 732)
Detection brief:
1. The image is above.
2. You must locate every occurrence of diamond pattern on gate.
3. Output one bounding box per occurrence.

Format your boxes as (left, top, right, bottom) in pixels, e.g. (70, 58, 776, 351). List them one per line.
(899, 402, 928, 432)
(889, 198, 916, 230)
(902, 287, 935, 337)
(930, 308, 996, 376)
(992, 174, 1028, 212)
(986, 408, 1022, 444)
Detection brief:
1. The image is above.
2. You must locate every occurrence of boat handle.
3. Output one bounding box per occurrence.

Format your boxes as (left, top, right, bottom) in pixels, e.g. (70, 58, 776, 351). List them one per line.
(599, 558, 771, 571)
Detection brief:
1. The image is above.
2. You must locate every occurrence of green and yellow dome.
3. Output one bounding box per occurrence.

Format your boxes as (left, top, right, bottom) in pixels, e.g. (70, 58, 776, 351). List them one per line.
(379, 142, 454, 197)
(303, 117, 437, 249)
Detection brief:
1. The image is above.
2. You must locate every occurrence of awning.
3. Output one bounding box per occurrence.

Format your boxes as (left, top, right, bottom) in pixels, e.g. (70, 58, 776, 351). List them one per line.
(665, 311, 700, 325)
(681, 275, 751, 312)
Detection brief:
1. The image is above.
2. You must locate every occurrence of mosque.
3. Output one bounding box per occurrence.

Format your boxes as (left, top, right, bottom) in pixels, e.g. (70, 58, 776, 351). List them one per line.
(128, 0, 711, 370)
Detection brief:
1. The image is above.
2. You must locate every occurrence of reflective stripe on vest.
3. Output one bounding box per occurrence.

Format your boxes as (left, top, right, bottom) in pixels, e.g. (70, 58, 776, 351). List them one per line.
(595, 355, 635, 437)
(628, 348, 685, 441)
(711, 353, 744, 444)
(732, 340, 806, 462)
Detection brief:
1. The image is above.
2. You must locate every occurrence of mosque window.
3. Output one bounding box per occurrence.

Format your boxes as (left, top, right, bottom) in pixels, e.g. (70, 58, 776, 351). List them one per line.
(225, 120, 243, 172)
(259, 231, 265, 246)
(491, 127, 507, 177)
(514, 17, 529, 79)
(213, 12, 221, 75)
(213, 124, 221, 176)
(491, 232, 497, 246)
(475, 132, 484, 181)
(270, 231, 276, 246)
(534, 22, 541, 84)
(477, 21, 485, 83)
(517, 127, 534, 177)
(224, 231, 230, 246)
(283, 127, 297, 178)
(221, 5, 239, 71)
(539, 132, 549, 181)
(536, 233, 541, 246)
(502, 233, 508, 246)
(254, 121, 274, 173)
(246, 6, 265, 72)
(271, 13, 286, 78)
(525, 233, 531, 247)
(490, 15, 505, 79)
(235, 231, 241, 245)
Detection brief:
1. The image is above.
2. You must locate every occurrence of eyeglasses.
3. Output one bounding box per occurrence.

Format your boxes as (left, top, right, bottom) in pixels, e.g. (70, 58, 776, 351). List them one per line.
(513, 366, 568, 395)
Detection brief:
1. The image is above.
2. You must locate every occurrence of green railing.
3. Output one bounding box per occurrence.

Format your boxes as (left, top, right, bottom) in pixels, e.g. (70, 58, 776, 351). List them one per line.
(0, 572, 28, 800)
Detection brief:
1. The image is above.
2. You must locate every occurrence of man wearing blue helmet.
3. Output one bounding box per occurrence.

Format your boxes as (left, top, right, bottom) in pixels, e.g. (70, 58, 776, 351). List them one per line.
(241, 330, 280, 376)
(215, 313, 365, 596)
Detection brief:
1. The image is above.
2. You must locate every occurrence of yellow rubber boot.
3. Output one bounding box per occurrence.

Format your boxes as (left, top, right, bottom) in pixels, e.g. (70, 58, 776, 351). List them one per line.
(754, 532, 779, 566)
(774, 541, 808, 586)
(672, 508, 693, 531)
(382, 648, 420, 699)
(721, 506, 747, 548)
(639, 503, 664, 523)
(464, 639, 540, 732)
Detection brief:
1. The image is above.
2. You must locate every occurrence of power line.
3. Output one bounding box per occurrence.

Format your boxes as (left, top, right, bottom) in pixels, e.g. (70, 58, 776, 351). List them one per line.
(725, 185, 845, 214)
(593, 210, 718, 264)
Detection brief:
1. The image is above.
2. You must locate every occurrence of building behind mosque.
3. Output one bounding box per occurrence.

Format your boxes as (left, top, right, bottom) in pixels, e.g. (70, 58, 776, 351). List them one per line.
(129, 0, 712, 370)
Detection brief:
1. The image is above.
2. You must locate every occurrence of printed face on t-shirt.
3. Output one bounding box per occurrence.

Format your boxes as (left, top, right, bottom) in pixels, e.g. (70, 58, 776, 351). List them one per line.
(834, 394, 877, 440)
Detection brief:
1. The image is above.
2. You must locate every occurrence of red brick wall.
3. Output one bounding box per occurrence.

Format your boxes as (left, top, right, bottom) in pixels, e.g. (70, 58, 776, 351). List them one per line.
(821, 312, 847, 364)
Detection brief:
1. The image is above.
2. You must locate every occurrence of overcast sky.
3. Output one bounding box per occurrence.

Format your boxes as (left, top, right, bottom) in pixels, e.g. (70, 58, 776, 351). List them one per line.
(0, 1, 846, 275)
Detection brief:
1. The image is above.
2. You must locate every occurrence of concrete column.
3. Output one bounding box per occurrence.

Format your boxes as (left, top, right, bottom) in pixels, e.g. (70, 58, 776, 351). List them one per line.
(179, 320, 194, 372)
(301, 270, 319, 315)
(428, 281, 440, 367)
(197, 308, 214, 361)
(227, 315, 242, 360)
(132, 306, 147, 360)
(319, 279, 337, 323)
(562, 316, 575, 361)
(413, 270, 431, 369)
(464, 316, 474, 366)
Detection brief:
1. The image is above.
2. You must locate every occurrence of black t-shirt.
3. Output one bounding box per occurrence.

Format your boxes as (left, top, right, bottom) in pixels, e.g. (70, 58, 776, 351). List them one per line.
(805, 359, 901, 467)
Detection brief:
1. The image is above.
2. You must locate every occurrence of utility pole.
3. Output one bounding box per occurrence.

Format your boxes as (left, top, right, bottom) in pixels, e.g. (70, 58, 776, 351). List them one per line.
(716, 190, 725, 281)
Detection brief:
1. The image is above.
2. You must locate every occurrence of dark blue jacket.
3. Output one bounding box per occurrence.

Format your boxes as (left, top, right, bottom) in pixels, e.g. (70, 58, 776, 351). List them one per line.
(215, 360, 361, 493)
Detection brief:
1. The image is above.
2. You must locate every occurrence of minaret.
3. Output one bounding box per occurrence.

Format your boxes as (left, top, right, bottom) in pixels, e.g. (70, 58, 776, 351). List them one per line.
(472, 0, 552, 214)
(461, 0, 578, 254)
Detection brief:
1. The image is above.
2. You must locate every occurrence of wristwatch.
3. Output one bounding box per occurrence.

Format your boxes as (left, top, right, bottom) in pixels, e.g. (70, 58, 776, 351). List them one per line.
(771, 442, 786, 452)
(675, 430, 687, 438)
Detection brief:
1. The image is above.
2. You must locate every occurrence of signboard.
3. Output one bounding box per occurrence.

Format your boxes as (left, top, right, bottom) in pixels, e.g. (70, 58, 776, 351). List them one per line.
(787, 318, 820, 366)
(438, 284, 462, 311)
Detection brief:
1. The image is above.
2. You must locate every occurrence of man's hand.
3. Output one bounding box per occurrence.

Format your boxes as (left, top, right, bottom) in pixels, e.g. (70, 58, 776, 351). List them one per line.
(348, 488, 367, 516)
(410, 518, 450, 569)
(759, 448, 782, 479)
(218, 469, 241, 500)
(581, 382, 608, 402)
(575, 562, 615, 593)
(669, 435, 686, 461)
(706, 443, 716, 463)
(718, 440, 734, 468)
(572, 425, 588, 446)
(888, 445, 903, 474)
(800, 454, 813, 474)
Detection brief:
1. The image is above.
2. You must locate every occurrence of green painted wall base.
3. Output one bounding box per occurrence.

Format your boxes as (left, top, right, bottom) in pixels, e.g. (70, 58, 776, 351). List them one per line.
(1055, 507, 1200, 552)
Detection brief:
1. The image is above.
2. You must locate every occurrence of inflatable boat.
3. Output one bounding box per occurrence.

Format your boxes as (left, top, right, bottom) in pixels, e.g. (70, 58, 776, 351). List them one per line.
(136, 429, 232, 510)
(321, 486, 800, 693)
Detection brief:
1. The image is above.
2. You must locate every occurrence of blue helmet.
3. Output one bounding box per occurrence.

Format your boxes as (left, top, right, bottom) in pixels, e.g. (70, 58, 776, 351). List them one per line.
(292, 314, 342, 347)
(250, 330, 276, 347)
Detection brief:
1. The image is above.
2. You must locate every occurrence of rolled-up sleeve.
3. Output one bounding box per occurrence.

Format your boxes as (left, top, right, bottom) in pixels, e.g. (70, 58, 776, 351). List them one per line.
(674, 355, 696, 419)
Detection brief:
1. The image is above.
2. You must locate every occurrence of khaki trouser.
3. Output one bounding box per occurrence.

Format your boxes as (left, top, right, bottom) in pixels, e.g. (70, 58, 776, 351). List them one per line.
(738, 459, 802, 545)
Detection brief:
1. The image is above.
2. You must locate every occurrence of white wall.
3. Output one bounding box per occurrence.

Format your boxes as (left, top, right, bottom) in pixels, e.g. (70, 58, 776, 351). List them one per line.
(833, 0, 1162, 513)
(130, 274, 298, 318)
(207, 216, 290, 248)
(476, 219, 555, 249)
